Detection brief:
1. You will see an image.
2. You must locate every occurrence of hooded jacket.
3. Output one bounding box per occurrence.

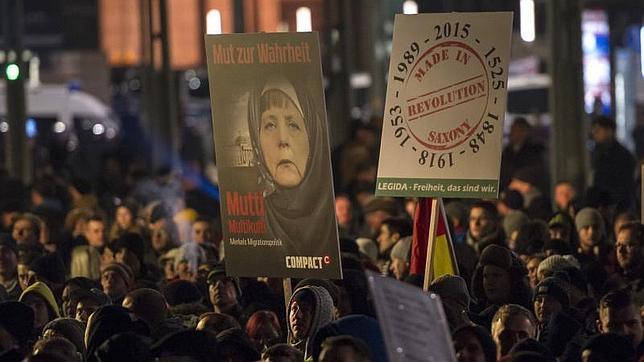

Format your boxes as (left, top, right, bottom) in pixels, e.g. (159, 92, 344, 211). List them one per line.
(85, 305, 149, 362)
(19, 281, 61, 322)
(287, 285, 334, 359)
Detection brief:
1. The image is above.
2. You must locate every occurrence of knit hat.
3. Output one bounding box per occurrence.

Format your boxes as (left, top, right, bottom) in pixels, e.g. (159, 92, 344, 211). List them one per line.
(0, 301, 34, 344)
(533, 277, 569, 310)
(537, 255, 577, 279)
(162, 280, 202, 306)
(574, 207, 604, 234)
(548, 212, 573, 229)
(428, 274, 471, 309)
(503, 210, 529, 238)
(206, 263, 242, 297)
(479, 244, 513, 270)
(355, 238, 378, 262)
(42, 317, 86, 356)
(390, 236, 412, 261)
(101, 262, 135, 289)
(19, 281, 61, 319)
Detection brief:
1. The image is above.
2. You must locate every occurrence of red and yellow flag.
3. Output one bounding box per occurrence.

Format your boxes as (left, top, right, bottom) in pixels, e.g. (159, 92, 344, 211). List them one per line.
(410, 198, 458, 285)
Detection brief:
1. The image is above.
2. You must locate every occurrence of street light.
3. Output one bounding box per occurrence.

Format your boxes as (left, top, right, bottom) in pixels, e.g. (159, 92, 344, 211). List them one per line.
(5, 63, 20, 81)
(403, 1, 418, 15)
(296, 7, 312, 32)
(520, 0, 536, 42)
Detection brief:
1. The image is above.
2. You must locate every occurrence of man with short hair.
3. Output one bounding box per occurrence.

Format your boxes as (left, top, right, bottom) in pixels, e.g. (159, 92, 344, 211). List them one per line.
(84, 216, 105, 248)
(207, 265, 243, 323)
(70, 215, 106, 280)
(596, 290, 643, 356)
(553, 181, 577, 214)
(191, 218, 219, 262)
(490, 304, 537, 360)
(376, 217, 411, 271)
(605, 222, 644, 305)
(467, 201, 505, 255)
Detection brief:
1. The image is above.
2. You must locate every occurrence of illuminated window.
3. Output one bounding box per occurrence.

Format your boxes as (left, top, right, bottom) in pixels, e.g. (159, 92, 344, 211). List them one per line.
(207, 9, 222, 35)
(403, 1, 418, 15)
(296, 7, 312, 32)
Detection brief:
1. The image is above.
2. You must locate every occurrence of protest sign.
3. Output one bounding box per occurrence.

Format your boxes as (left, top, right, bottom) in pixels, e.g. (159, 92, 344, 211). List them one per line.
(205, 32, 341, 278)
(366, 270, 456, 362)
(376, 12, 513, 199)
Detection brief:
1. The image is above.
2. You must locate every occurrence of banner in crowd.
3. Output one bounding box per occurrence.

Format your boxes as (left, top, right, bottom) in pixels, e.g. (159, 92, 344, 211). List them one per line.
(205, 32, 342, 279)
(411, 198, 458, 283)
(376, 12, 513, 199)
(366, 270, 456, 362)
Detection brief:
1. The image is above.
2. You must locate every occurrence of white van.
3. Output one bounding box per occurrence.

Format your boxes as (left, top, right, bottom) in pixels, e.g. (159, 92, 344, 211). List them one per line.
(0, 83, 120, 149)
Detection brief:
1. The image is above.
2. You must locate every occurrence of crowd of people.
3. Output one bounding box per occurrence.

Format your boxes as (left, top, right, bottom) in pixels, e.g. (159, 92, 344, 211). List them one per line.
(0, 114, 641, 362)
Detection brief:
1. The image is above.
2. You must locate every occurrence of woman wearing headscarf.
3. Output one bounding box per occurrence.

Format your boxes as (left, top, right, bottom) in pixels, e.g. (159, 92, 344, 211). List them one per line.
(247, 74, 336, 257)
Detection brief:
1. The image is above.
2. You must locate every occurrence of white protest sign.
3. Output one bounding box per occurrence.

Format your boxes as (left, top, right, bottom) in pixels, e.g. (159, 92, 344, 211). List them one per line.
(366, 271, 456, 362)
(376, 12, 513, 199)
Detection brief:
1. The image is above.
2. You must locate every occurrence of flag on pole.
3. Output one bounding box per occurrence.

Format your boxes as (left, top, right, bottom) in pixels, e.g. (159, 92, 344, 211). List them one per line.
(410, 198, 458, 283)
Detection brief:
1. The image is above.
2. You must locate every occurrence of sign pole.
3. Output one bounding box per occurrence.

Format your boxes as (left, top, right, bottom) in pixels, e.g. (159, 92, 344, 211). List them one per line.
(283, 277, 292, 316)
(422, 198, 440, 291)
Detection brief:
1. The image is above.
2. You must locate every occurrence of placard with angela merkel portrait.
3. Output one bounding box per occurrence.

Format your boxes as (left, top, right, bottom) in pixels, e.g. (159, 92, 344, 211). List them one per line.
(205, 32, 342, 279)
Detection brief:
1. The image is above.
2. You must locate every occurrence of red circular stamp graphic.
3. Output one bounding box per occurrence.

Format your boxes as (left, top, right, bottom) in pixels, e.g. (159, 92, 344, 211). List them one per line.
(403, 41, 490, 151)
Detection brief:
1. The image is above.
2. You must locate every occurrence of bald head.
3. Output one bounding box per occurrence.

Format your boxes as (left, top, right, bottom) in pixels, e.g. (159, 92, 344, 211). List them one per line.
(122, 288, 168, 328)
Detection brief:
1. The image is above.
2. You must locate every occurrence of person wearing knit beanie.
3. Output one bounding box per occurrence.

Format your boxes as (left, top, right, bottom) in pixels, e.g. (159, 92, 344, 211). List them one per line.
(532, 277, 569, 324)
(389, 236, 411, 280)
(574, 207, 605, 253)
(42, 317, 86, 357)
(471, 245, 532, 320)
(536, 255, 577, 282)
(429, 275, 472, 332)
(100, 262, 134, 305)
(429, 275, 471, 310)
